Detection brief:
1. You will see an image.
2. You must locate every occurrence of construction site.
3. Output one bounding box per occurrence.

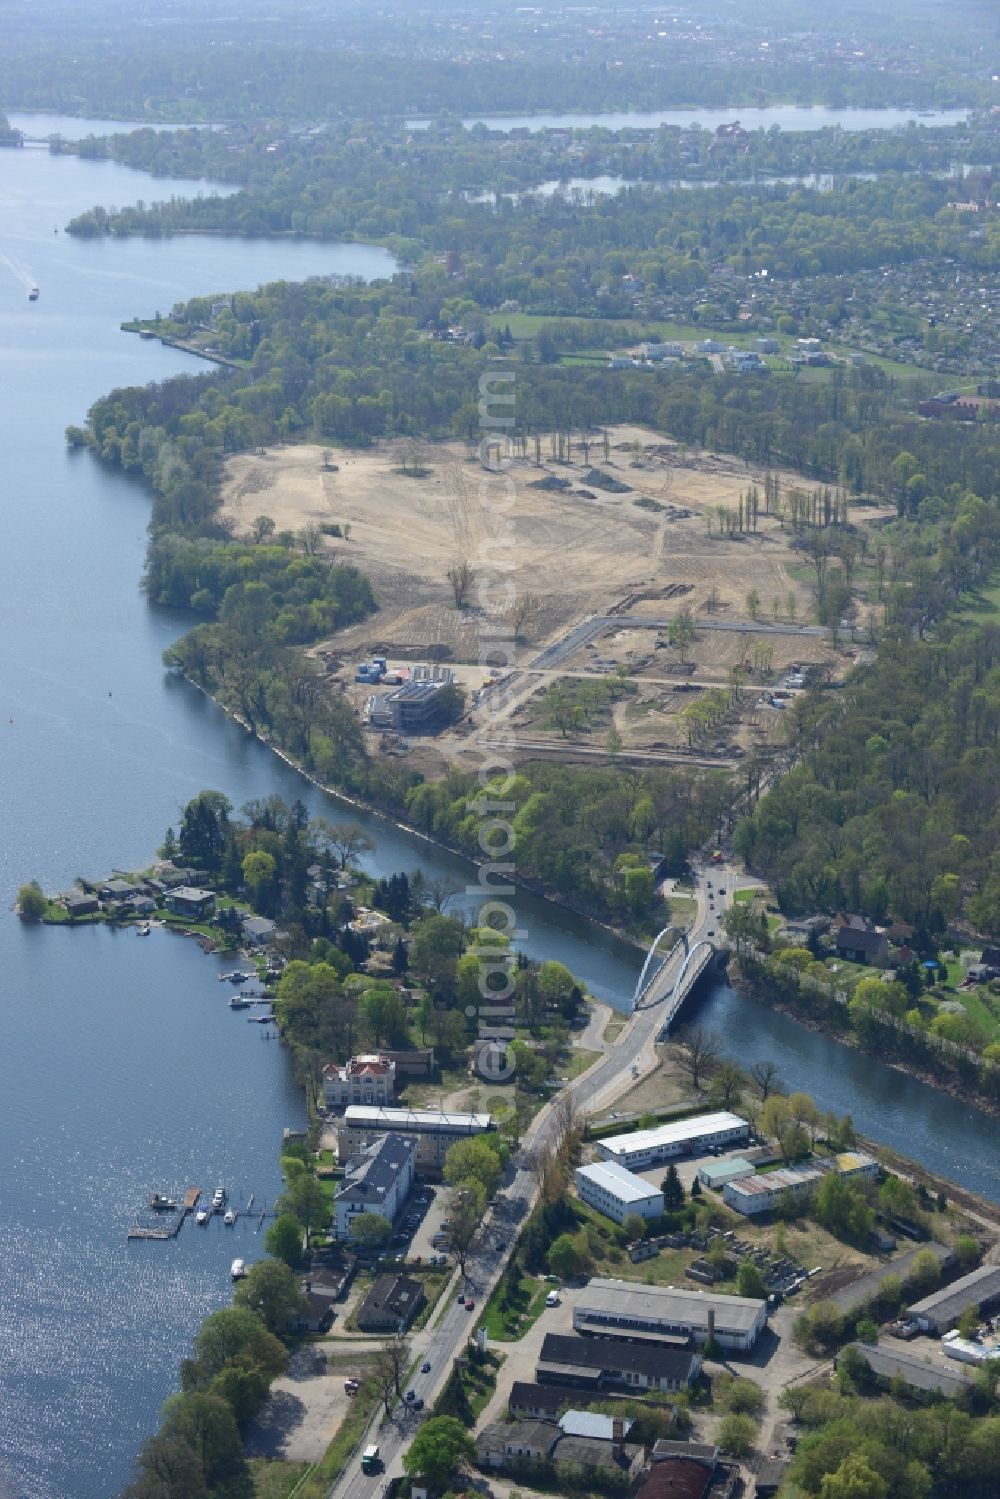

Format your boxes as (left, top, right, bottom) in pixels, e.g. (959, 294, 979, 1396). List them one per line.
(220, 426, 890, 777)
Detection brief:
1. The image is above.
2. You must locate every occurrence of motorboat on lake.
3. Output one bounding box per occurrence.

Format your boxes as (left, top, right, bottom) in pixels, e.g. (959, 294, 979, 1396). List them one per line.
(212, 1187, 226, 1210)
(231, 1258, 247, 1279)
(28, 286, 39, 301)
(224, 1208, 236, 1225)
(195, 1208, 209, 1225)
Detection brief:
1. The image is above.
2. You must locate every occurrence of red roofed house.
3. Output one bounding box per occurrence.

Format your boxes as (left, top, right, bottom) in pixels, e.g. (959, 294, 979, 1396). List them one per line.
(323, 1054, 396, 1109)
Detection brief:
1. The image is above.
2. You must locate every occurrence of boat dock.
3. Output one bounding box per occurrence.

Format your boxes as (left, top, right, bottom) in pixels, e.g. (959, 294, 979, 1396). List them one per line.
(128, 1188, 273, 1240)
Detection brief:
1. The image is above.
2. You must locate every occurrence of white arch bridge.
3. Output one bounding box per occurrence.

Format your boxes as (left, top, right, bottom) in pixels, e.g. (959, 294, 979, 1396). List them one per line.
(631, 925, 719, 1036)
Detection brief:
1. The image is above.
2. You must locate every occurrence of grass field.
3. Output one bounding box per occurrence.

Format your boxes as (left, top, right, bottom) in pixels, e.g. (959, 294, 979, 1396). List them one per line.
(479, 1273, 550, 1340)
(249, 1460, 312, 1499)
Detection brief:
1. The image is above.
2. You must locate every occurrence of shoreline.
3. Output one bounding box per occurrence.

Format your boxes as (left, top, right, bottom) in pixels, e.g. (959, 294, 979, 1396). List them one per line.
(176, 672, 649, 983)
(730, 964, 1000, 1123)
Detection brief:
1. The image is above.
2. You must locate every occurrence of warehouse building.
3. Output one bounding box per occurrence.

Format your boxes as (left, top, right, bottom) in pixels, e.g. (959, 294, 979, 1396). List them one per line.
(908, 1264, 1000, 1335)
(575, 1160, 664, 1224)
(573, 1277, 767, 1352)
(723, 1165, 824, 1217)
(536, 1333, 701, 1393)
(596, 1112, 750, 1170)
(337, 1104, 493, 1172)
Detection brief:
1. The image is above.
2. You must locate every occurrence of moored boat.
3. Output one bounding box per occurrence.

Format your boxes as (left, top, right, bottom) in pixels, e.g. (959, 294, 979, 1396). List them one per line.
(230, 1258, 247, 1279)
(28, 286, 39, 301)
(224, 1208, 236, 1225)
(149, 1193, 177, 1211)
(195, 1208, 209, 1225)
(212, 1186, 226, 1210)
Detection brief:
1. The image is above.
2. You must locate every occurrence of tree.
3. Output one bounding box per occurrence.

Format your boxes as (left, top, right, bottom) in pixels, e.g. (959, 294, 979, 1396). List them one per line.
(442, 1181, 485, 1274)
(350, 1213, 392, 1248)
(317, 819, 375, 871)
(242, 849, 276, 908)
(264, 1213, 303, 1267)
(548, 1233, 588, 1280)
(123, 1434, 209, 1499)
(403, 1416, 475, 1490)
(722, 901, 761, 955)
(908, 1248, 943, 1294)
(159, 1393, 243, 1488)
(251, 514, 275, 545)
(819, 1452, 888, 1499)
(373, 1330, 412, 1414)
(623, 1212, 647, 1242)
(749, 1059, 781, 1102)
(958, 1305, 981, 1341)
(187, 1307, 287, 1389)
(667, 607, 696, 665)
(661, 1163, 685, 1211)
(17, 881, 47, 920)
(717, 1413, 757, 1458)
(760, 1094, 809, 1163)
(738, 1259, 767, 1300)
(712, 1061, 747, 1109)
(444, 1137, 506, 1201)
(720, 1375, 765, 1416)
(233, 1258, 307, 1338)
(447, 561, 475, 608)
(360, 983, 409, 1047)
(276, 1171, 329, 1249)
(178, 790, 232, 871)
(789, 1090, 821, 1141)
(673, 1024, 723, 1091)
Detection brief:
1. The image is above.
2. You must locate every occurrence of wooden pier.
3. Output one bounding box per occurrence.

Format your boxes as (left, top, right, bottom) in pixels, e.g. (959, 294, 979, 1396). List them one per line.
(128, 1187, 200, 1241)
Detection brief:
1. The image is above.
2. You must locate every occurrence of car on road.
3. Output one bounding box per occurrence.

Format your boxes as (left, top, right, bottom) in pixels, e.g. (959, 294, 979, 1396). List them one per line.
(708, 929, 716, 936)
(420, 1361, 431, 1373)
(545, 1291, 561, 1307)
(465, 1298, 475, 1310)
(413, 1397, 424, 1411)
(405, 1390, 416, 1403)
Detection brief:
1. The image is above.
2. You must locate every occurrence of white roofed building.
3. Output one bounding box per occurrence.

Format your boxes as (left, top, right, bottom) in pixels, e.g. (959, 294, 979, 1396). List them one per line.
(337, 1104, 493, 1172)
(574, 1277, 767, 1352)
(575, 1161, 664, 1224)
(596, 1112, 749, 1169)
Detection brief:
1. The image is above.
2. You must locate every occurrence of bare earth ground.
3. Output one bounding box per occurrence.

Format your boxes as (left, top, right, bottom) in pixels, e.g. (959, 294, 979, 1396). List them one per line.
(245, 1347, 377, 1463)
(220, 429, 888, 775)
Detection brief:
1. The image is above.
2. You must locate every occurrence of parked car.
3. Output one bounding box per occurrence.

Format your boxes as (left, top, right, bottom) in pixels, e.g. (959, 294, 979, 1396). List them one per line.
(420, 1361, 431, 1373)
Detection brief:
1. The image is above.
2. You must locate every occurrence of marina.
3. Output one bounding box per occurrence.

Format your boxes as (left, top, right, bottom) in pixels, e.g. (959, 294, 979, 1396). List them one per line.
(129, 1186, 269, 1241)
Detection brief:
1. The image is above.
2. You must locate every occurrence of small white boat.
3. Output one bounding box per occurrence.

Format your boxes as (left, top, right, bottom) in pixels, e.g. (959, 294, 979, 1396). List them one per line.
(224, 1208, 236, 1225)
(212, 1187, 226, 1210)
(231, 1258, 247, 1280)
(196, 1209, 209, 1225)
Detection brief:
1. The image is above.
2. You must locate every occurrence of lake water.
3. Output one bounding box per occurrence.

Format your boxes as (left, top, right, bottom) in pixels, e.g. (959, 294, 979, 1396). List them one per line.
(7, 113, 197, 141)
(410, 104, 972, 134)
(1, 122, 999, 1499)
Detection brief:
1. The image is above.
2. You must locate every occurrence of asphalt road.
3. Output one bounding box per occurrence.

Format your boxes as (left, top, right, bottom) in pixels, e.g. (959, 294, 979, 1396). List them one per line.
(328, 865, 730, 1499)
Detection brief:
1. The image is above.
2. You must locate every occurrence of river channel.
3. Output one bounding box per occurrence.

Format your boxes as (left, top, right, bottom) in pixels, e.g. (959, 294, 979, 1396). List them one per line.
(0, 125, 998, 1499)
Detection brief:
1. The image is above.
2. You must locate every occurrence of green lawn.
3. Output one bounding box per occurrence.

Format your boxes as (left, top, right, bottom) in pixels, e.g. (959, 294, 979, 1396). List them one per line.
(249, 1460, 312, 1499)
(955, 988, 1000, 1042)
(564, 1048, 602, 1082)
(479, 1274, 550, 1340)
(733, 888, 758, 903)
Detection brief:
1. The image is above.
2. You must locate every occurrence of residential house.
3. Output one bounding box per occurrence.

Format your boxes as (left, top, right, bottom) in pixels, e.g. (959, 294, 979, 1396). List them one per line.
(288, 1287, 335, 1334)
(164, 887, 217, 920)
(333, 1133, 416, 1241)
(61, 892, 99, 918)
(323, 1055, 396, 1109)
(100, 878, 140, 904)
(356, 1272, 425, 1332)
(835, 925, 889, 967)
(242, 914, 278, 946)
